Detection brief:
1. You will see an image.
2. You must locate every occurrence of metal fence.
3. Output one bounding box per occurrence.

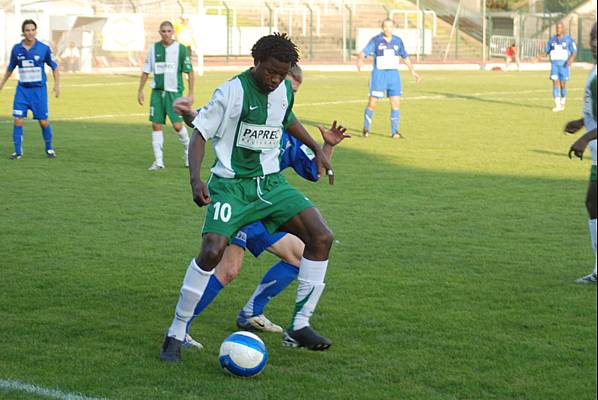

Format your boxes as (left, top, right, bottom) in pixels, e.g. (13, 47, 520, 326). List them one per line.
(0, 0, 595, 71)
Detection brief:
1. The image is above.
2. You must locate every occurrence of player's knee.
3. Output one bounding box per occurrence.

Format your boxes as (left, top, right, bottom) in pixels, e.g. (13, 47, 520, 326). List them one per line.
(14, 118, 24, 126)
(217, 267, 239, 285)
(310, 228, 334, 251)
(198, 238, 227, 268)
(39, 120, 49, 128)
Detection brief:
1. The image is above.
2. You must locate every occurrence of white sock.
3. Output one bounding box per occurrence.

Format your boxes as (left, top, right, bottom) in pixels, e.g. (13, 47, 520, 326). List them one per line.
(589, 219, 597, 275)
(554, 97, 561, 108)
(561, 97, 566, 106)
(152, 131, 164, 166)
(176, 127, 190, 165)
(291, 258, 328, 331)
(167, 259, 214, 341)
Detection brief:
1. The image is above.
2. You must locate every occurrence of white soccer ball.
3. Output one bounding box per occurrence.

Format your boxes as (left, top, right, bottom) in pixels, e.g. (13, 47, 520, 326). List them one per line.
(218, 331, 268, 377)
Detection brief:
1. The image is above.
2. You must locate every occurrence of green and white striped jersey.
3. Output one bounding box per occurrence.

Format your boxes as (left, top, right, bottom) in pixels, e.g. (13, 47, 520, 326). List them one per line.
(193, 69, 296, 178)
(143, 41, 192, 92)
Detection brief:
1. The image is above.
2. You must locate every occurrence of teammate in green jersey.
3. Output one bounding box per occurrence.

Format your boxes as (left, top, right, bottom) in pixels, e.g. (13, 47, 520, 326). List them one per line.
(161, 33, 336, 362)
(137, 21, 194, 170)
(566, 22, 597, 283)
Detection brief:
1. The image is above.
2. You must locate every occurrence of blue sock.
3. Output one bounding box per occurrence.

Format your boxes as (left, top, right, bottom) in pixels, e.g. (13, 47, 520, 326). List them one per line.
(391, 109, 400, 135)
(41, 124, 53, 151)
(186, 274, 224, 332)
(13, 125, 23, 155)
(241, 261, 299, 317)
(561, 88, 567, 98)
(552, 86, 560, 98)
(364, 108, 374, 130)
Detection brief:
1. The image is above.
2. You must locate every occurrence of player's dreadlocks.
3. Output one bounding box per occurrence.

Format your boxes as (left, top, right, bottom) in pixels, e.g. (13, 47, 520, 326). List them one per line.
(251, 33, 299, 65)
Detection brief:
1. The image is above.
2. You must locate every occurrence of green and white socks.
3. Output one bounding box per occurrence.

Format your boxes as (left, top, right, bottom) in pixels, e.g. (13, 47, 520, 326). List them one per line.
(290, 257, 328, 331)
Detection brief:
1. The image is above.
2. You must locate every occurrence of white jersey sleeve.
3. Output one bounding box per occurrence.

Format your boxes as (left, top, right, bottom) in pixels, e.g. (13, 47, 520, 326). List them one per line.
(143, 45, 154, 74)
(193, 81, 233, 140)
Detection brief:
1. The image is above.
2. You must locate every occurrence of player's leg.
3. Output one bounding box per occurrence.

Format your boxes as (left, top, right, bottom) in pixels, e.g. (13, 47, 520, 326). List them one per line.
(149, 90, 166, 170)
(559, 67, 569, 108)
(276, 207, 334, 350)
(389, 96, 402, 139)
(38, 120, 55, 158)
(577, 171, 597, 283)
(364, 71, 384, 137)
(167, 92, 190, 167)
(550, 65, 563, 111)
(237, 233, 303, 333)
(161, 233, 229, 361)
(10, 86, 29, 159)
(29, 85, 54, 157)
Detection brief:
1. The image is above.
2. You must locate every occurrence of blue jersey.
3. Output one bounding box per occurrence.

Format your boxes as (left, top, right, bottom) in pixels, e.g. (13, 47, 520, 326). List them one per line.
(545, 35, 576, 63)
(8, 40, 58, 88)
(362, 34, 408, 71)
(279, 132, 319, 181)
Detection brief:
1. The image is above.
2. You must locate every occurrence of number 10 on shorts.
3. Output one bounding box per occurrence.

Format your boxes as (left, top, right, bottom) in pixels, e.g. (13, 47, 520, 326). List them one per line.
(213, 202, 232, 222)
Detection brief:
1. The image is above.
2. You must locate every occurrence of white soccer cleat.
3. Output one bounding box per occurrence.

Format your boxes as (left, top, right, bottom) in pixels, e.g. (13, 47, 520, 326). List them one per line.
(575, 273, 597, 284)
(237, 313, 283, 333)
(182, 333, 204, 350)
(552, 106, 564, 112)
(148, 162, 165, 171)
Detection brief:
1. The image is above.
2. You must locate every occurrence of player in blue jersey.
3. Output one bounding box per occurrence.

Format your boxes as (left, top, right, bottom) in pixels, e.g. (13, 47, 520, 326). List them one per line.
(544, 22, 577, 112)
(0, 19, 60, 160)
(357, 18, 420, 139)
(163, 65, 349, 356)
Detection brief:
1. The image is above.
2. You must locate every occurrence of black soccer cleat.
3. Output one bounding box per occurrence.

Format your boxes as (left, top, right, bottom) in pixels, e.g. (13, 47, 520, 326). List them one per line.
(282, 326, 332, 351)
(362, 128, 369, 138)
(46, 149, 57, 159)
(391, 132, 406, 139)
(160, 336, 183, 362)
(9, 153, 22, 160)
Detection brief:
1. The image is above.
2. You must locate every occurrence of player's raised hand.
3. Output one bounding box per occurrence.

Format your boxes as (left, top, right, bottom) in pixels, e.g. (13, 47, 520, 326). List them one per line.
(137, 91, 144, 106)
(191, 180, 211, 207)
(318, 120, 350, 146)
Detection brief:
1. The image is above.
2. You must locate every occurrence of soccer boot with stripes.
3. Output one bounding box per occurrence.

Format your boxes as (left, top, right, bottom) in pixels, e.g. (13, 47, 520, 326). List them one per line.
(182, 333, 204, 350)
(9, 153, 22, 160)
(575, 272, 597, 284)
(282, 326, 332, 351)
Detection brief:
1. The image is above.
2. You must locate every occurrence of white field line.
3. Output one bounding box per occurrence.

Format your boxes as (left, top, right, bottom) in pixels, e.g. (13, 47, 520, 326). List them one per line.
(0, 88, 584, 123)
(0, 379, 109, 400)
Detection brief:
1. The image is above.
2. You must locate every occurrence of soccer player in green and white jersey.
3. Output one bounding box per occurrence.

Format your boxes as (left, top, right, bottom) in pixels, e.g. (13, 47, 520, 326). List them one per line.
(161, 33, 336, 362)
(137, 21, 194, 170)
(565, 22, 597, 283)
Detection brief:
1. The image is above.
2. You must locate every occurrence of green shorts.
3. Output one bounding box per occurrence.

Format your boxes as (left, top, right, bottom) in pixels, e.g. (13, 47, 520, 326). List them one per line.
(149, 89, 183, 124)
(591, 165, 597, 182)
(202, 173, 313, 239)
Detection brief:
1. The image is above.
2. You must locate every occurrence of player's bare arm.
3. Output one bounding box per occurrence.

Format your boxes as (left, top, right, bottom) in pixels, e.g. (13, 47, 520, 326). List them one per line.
(356, 52, 365, 71)
(0, 69, 13, 90)
(186, 72, 194, 102)
(52, 66, 60, 98)
(564, 118, 585, 134)
(567, 51, 577, 67)
(569, 128, 597, 159)
(137, 72, 149, 105)
(402, 56, 421, 83)
(286, 119, 334, 184)
(188, 129, 211, 206)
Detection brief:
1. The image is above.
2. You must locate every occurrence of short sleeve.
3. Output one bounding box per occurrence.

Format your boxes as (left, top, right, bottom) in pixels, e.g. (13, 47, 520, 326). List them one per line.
(192, 81, 230, 140)
(8, 46, 18, 71)
(362, 38, 376, 58)
(143, 46, 153, 74)
(45, 47, 58, 70)
(280, 134, 318, 182)
(397, 38, 409, 58)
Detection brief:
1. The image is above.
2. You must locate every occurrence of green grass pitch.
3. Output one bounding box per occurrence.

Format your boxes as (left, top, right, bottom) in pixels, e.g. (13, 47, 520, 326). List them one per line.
(0, 69, 596, 400)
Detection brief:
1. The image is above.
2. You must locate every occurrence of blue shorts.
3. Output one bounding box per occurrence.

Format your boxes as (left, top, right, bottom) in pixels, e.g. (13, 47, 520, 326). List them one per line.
(231, 221, 287, 258)
(369, 70, 402, 98)
(13, 84, 49, 120)
(550, 62, 570, 81)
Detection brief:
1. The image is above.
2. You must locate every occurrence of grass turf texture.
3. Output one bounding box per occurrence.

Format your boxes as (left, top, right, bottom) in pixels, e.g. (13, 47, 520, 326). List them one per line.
(0, 70, 596, 400)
